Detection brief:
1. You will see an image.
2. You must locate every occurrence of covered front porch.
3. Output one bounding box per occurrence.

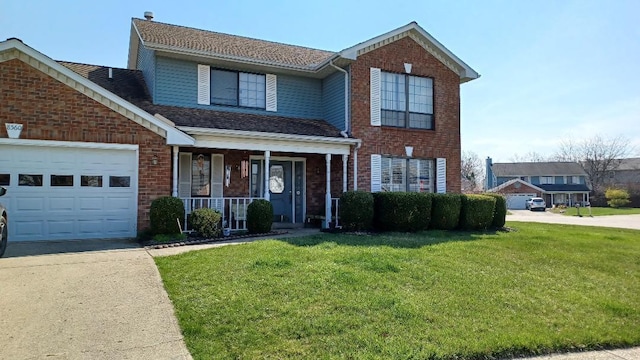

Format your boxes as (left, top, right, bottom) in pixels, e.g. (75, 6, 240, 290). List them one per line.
(539, 184, 591, 208)
(169, 128, 360, 232)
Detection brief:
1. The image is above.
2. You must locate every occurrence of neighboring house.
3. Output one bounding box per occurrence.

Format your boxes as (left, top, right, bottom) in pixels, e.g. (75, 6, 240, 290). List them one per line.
(485, 157, 590, 209)
(603, 158, 640, 192)
(0, 14, 478, 242)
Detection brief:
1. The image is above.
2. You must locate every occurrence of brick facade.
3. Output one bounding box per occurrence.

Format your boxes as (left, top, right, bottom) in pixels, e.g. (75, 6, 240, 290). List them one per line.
(495, 182, 541, 196)
(0, 59, 170, 231)
(349, 36, 462, 193)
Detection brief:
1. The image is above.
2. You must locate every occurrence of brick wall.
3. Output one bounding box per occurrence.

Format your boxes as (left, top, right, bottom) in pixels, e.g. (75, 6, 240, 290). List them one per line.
(349, 36, 462, 193)
(0, 59, 170, 231)
(496, 183, 541, 196)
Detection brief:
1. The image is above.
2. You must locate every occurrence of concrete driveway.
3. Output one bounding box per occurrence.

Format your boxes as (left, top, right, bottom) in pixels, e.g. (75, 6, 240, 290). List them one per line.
(507, 210, 640, 230)
(0, 240, 192, 359)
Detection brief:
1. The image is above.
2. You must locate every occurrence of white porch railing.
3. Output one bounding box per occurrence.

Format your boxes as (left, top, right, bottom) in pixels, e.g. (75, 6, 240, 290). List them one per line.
(180, 197, 258, 232)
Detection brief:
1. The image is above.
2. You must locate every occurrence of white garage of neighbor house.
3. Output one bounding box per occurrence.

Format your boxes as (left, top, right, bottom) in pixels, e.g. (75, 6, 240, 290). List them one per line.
(0, 38, 194, 242)
(505, 193, 537, 210)
(487, 179, 544, 210)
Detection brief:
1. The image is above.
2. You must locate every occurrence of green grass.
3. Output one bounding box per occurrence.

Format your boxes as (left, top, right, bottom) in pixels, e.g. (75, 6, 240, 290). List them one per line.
(155, 223, 640, 359)
(551, 206, 640, 216)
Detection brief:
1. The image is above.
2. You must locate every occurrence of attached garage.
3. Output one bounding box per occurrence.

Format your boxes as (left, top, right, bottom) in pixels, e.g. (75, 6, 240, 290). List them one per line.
(505, 193, 536, 210)
(0, 141, 138, 241)
(0, 39, 195, 243)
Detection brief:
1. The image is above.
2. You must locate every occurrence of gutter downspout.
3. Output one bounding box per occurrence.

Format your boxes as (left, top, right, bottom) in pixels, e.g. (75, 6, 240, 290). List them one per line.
(329, 60, 349, 136)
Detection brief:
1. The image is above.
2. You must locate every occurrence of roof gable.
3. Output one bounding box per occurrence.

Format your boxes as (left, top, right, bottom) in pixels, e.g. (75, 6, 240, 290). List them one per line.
(487, 179, 545, 193)
(0, 38, 194, 146)
(492, 162, 587, 177)
(339, 22, 479, 83)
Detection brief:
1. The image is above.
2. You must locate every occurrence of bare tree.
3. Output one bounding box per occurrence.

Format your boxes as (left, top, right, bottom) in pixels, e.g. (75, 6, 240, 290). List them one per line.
(509, 151, 549, 163)
(461, 150, 484, 193)
(553, 135, 633, 193)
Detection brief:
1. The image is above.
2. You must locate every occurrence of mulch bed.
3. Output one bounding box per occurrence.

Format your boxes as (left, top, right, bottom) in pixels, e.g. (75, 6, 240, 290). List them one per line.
(144, 230, 289, 249)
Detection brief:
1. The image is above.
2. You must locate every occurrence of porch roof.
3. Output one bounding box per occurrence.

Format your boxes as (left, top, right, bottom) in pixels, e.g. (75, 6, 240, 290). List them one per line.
(136, 102, 346, 138)
(538, 184, 591, 192)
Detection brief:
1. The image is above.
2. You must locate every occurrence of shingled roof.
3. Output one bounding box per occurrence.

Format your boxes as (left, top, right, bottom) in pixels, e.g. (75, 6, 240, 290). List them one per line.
(492, 162, 586, 176)
(60, 61, 344, 138)
(132, 18, 336, 69)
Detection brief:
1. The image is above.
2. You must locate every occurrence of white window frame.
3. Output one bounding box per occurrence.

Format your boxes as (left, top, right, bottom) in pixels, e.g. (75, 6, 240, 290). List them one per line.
(380, 71, 434, 129)
(380, 156, 435, 193)
(540, 176, 554, 184)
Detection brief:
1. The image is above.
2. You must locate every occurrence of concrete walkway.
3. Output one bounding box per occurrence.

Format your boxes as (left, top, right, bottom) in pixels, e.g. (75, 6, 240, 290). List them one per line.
(507, 210, 640, 230)
(0, 240, 192, 360)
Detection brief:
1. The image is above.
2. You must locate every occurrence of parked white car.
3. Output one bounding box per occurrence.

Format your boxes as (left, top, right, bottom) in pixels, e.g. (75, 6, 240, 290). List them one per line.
(526, 197, 546, 211)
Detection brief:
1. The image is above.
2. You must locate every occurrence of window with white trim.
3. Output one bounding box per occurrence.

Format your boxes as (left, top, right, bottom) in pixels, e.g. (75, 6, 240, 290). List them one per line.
(540, 176, 554, 184)
(381, 156, 434, 192)
(210, 69, 266, 109)
(567, 176, 580, 184)
(381, 72, 433, 129)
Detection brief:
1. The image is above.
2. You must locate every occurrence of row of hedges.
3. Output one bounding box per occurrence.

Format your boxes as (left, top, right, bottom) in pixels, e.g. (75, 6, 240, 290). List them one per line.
(340, 191, 506, 232)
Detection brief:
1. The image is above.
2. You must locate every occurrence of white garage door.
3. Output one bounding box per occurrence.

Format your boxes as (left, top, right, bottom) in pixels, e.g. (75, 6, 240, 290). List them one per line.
(505, 193, 536, 210)
(0, 141, 138, 241)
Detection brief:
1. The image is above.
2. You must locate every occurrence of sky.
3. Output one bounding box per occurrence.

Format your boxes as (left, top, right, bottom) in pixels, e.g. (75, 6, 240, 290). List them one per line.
(2, 0, 639, 162)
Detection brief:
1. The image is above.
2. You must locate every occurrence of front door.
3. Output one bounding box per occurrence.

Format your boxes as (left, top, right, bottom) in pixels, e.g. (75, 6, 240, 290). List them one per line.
(269, 161, 292, 223)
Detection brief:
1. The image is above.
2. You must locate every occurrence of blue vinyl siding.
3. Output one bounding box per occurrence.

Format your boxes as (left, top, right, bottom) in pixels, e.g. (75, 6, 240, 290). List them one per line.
(322, 71, 346, 130)
(136, 46, 156, 100)
(530, 176, 540, 185)
(155, 56, 323, 119)
(496, 177, 515, 185)
(555, 176, 564, 184)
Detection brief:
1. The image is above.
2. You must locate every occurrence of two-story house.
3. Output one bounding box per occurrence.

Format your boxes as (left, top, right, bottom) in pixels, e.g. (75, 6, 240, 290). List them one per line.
(485, 157, 591, 209)
(0, 14, 478, 242)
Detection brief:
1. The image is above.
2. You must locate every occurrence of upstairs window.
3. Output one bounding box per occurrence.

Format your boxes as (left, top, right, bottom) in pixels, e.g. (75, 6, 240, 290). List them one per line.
(381, 72, 433, 129)
(540, 176, 554, 184)
(210, 69, 266, 109)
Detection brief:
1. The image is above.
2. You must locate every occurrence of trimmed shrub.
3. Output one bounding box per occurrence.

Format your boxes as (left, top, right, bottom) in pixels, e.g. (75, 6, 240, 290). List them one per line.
(459, 194, 497, 230)
(605, 188, 631, 208)
(430, 193, 462, 230)
(247, 199, 274, 234)
(339, 191, 374, 231)
(373, 192, 432, 232)
(484, 193, 507, 228)
(150, 196, 185, 235)
(190, 208, 222, 238)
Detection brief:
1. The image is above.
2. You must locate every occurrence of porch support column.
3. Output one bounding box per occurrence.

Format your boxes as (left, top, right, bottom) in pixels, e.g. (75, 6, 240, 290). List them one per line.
(342, 154, 348, 193)
(353, 147, 358, 191)
(172, 146, 179, 197)
(550, 194, 554, 207)
(325, 153, 332, 229)
(264, 150, 270, 201)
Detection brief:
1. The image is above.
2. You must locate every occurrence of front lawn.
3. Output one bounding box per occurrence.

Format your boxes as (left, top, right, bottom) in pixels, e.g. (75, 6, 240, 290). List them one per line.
(551, 206, 640, 216)
(155, 223, 640, 359)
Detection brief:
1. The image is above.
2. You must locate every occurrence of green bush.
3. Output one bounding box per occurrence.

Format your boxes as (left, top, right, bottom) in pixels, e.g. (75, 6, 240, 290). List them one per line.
(605, 188, 631, 208)
(339, 191, 374, 231)
(459, 194, 497, 230)
(191, 208, 222, 238)
(150, 196, 185, 235)
(373, 192, 432, 232)
(247, 199, 274, 234)
(430, 193, 462, 230)
(484, 193, 507, 228)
